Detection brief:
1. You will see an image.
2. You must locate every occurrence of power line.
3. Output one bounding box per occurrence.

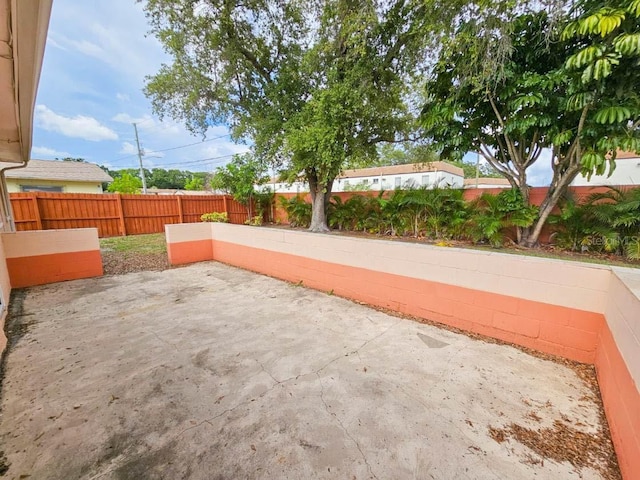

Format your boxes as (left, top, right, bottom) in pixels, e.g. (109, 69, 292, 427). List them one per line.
(151, 133, 232, 153)
(106, 133, 233, 164)
(151, 152, 243, 167)
(110, 152, 247, 171)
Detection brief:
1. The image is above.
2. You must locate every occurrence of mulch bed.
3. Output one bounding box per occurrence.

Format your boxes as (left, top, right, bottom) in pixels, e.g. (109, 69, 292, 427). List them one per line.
(101, 251, 169, 276)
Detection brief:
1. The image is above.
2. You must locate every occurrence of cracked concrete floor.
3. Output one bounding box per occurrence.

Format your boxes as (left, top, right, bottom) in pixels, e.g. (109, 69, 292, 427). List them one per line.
(0, 262, 609, 479)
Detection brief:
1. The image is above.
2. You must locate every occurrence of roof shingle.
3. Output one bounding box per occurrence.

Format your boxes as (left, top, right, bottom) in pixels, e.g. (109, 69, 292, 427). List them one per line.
(3, 159, 112, 183)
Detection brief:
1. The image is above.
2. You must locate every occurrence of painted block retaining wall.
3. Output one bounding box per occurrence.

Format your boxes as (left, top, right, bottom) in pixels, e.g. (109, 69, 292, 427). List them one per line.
(1, 228, 103, 288)
(166, 222, 640, 479)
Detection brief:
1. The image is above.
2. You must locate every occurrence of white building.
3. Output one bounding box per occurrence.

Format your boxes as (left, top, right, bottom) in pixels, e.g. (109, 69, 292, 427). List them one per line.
(571, 151, 640, 187)
(463, 177, 511, 189)
(261, 162, 464, 193)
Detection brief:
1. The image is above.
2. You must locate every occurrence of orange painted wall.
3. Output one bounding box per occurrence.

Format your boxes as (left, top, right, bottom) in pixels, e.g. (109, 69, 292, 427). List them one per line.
(167, 239, 213, 265)
(211, 239, 603, 363)
(596, 325, 640, 480)
(6, 250, 103, 288)
(165, 222, 638, 477)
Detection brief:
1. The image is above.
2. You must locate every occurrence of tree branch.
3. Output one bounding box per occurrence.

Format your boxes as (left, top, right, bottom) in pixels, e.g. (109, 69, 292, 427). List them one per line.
(487, 91, 521, 170)
(565, 105, 590, 165)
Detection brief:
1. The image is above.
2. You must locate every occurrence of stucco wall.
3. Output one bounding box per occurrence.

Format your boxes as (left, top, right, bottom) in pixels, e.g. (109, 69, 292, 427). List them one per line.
(598, 268, 640, 479)
(6, 179, 104, 193)
(1, 228, 103, 288)
(166, 222, 640, 478)
(167, 223, 610, 362)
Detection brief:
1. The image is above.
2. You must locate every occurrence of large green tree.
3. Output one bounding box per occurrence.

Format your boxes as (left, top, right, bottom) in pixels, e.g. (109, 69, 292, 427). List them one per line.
(141, 0, 431, 231)
(107, 173, 143, 194)
(421, 5, 640, 247)
(211, 153, 267, 217)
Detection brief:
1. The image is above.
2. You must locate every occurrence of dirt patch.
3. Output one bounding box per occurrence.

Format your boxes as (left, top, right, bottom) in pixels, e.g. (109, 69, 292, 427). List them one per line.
(101, 251, 169, 276)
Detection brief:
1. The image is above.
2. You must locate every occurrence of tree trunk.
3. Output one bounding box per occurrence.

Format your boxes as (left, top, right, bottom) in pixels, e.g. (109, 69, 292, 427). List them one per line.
(520, 164, 581, 247)
(307, 170, 332, 233)
(309, 192, 330, 232)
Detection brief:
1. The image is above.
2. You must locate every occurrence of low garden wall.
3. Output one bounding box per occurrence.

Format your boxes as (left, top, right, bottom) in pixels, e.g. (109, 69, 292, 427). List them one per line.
(165, 222, 639, 479)
(1, 228, 103, 288)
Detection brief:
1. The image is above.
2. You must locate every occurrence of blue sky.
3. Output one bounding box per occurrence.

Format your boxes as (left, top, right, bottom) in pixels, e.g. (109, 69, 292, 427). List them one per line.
(32, 0, 249, 173)
(33, 0, 552, 184)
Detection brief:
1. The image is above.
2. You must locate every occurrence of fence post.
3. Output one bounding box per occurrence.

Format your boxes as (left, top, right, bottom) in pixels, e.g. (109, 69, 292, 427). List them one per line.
(31, 193, 43, 230)
(116, 194, 127, 236)
(177, 196, 184, 223)
(223, 195, 228, 215)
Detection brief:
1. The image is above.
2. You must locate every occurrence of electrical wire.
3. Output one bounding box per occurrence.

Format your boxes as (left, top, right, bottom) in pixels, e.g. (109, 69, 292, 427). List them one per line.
(107, 133, 233, 164)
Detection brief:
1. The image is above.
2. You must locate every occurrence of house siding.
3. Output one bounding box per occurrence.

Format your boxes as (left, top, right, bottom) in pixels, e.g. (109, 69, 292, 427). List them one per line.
(6, 179, 104, 194)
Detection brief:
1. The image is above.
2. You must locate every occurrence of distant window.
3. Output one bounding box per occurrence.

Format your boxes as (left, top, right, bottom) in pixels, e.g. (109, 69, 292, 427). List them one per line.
(395, 177, 401, 188)
(422, 175, 429, 185)
(372, 178, 379, 184)
(20, 185, 63, 193)
(344, 180, 350, 187)
(363, 179, 369, 184)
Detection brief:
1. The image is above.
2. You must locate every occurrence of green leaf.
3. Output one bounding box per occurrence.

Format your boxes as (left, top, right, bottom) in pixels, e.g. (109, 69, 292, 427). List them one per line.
(552, 130, 573, 146)
(593, 106, 632, 124)
(597, 10, 625, 37)
(567, 92, 594, 111)
(566, 45, 605, 69)
(625, 238, 640, 260)
(578, 13, 602, 36)
(613, 33, 640, 55)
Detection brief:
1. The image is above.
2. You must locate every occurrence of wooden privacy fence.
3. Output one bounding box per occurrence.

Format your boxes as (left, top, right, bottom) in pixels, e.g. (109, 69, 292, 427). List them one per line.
(10, 192, 251, 237)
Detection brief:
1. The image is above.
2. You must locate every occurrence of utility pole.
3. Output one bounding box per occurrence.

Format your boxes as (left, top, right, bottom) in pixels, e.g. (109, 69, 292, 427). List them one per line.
(133, 123, 148, 194)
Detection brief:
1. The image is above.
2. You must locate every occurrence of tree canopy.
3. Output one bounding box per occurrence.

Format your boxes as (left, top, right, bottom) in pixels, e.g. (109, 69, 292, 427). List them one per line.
(210, 153, 267, 216)
(421, 4, 640, 246)
(107, 173, 143, 194)
(142, 0, 432, 231)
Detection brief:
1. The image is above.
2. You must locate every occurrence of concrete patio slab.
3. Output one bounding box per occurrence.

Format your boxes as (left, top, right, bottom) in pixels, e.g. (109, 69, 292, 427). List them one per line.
(0, 262, 612, 479)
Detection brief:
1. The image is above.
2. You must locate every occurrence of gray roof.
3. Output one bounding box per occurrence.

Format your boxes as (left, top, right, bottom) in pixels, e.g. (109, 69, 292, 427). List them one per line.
(3, 159, 113, 183)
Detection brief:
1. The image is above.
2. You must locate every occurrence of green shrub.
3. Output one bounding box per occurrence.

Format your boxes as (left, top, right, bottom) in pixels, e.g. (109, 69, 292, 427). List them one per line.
(585, 187, 640, 259)
(201, 212, 229, 223)
(254, 189, 275, 222)
(468, 189, 537, 247)
(279, 195, 312, 228)
(548, 195, 600, 251)
(245, 215, 264, 226)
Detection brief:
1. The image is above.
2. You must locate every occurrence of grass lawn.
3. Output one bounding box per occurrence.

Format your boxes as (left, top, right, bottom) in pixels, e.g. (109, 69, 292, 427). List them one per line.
(99, 233, 167, 255)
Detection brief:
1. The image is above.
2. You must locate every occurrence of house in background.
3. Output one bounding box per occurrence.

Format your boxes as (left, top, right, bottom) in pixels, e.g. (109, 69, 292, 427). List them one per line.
(463, 177, 511, 189)
(3, 159, 112, 193)
(261, 162, 464, 193)
(572, 151, 640, 187)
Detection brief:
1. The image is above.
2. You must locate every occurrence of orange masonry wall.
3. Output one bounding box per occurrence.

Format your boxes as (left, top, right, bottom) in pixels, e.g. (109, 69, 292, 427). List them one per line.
(164, 223, 639, 479)
(167, 240, 213, 265)
(211, 240, 603, 363)
(2, 229, 103, 288)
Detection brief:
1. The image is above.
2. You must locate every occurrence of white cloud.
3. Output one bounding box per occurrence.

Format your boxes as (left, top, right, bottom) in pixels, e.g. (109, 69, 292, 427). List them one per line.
(36, 105, 118, 142)
(119, 142, 137, 155)
(46, 36, 68, 51)
(116, 93, 130, 102)
(112, 112, 184, 137)
(31, 146, 71, 158)
(69, 38, 104, 58)
(119, 141, 165, 159)
(46, 1, 167, 83)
